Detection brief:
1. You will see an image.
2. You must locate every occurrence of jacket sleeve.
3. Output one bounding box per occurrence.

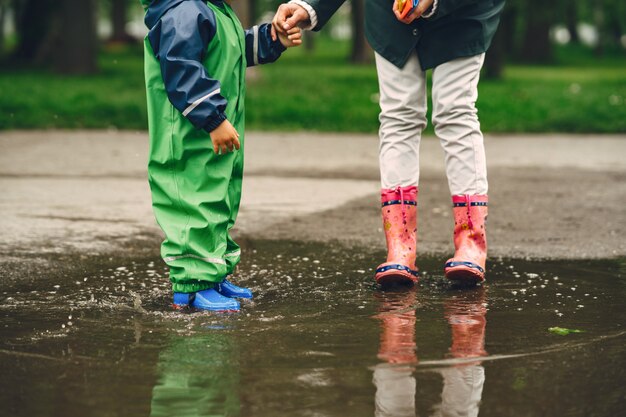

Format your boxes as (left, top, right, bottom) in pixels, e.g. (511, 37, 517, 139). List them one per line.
(301, 0, 347, 31)
(245, 23, 287, 67)
(147, 1, 228, 133)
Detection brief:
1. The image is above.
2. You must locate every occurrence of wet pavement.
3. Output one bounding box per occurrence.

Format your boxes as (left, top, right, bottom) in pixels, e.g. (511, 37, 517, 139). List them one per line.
(2, 131, 626, 260)
(2, 240, 625, 416)
(1, 131, 626, 416)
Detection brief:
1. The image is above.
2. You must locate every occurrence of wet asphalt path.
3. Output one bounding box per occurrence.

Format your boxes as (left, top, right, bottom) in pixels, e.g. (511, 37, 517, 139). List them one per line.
(1, 131, 626, 417)
(1, 131, 625, 268)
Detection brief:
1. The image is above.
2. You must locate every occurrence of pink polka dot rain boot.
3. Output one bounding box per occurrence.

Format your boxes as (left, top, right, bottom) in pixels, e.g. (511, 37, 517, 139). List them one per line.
(375, 186, 419, 287)
(444, 195, 488, 284)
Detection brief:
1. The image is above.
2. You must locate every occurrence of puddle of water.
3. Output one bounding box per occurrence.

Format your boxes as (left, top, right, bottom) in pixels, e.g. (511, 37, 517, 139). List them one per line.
(1, 241, 625, 416)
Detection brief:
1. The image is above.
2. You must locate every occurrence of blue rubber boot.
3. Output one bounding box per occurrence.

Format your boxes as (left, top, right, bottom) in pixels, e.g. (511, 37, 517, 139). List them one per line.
(216, 278, 253, 299)
(173, 288, 240, 312)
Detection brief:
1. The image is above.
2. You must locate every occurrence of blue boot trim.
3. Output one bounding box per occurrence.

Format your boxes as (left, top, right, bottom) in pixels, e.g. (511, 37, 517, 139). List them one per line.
(453, 202, 488, 207)
(173, 289, 240, 311)
(376, 264, 419, 277)
(381, 200, 417, 207)
(217, 279, 253, 299)
(444, 261, 485, 274)
(193, 289, 240, 311)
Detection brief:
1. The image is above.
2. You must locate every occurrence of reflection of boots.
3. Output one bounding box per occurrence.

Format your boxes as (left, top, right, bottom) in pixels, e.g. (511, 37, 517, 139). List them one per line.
(445, 288, 487, 359)
(374, 290, 418, 364)
(372, 290, 418, 417)
(436, 289, 487, 417)
(444, 195, 488, 283)
(375, 186, 419, 287)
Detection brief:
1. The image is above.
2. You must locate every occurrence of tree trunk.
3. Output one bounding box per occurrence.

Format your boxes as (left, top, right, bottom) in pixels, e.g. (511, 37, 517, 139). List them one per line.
(593, 0, 606, 56)
(484, 5, 516, 79)
(231, 0, 253, 28)
(594, 0, 623, 54)
(0, 1, 6, 54)
(110, 0, 134, 43)
(520, 1, 554, 63)
(484, 26, 505, 79)
(565, 1, 579, 43)
(55, 0, 98, 74)
(350, 0, 371, 63)
(12, 0, 58, 63)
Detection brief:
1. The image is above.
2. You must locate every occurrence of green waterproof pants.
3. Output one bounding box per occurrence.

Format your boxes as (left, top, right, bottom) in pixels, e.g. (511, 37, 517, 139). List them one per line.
(148, 134, 244, 293)
(144, 1, 247, 293)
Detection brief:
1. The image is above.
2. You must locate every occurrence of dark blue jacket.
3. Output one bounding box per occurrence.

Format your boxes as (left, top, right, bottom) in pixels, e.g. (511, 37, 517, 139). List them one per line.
(144, 0, 285, 131)
(305, 0, 505, 69)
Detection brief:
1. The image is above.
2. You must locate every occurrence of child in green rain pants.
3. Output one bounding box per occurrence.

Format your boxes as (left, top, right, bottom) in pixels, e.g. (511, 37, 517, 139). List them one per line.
(141, 0, 301, 311)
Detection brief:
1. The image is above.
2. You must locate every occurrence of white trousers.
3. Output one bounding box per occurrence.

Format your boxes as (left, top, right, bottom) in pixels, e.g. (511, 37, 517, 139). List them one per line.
(376, 52, 488, 195)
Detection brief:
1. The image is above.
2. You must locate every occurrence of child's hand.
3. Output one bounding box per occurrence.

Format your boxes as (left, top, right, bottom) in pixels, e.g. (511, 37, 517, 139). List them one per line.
(209, 120, 241, 154)
(393, 0, 433, 24)
(277, 26, 302, 48)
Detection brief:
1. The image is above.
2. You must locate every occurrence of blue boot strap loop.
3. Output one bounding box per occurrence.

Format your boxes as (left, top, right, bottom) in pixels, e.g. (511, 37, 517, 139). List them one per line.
(445, 261, 484, 274)
(382, 200, 417, 207)
(453, 202, 488, 207)
(376, 264, 419, 277)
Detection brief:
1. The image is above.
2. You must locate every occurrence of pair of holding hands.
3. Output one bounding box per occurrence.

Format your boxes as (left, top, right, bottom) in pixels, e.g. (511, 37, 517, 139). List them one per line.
(269, 0, 434, 38)
(212, 0, 434, 155)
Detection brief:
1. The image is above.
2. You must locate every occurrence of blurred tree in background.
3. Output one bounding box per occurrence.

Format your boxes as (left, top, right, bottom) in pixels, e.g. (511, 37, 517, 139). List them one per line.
(11, 0, 57, 65)
(9, 0, 98, 74)
(2, 0, 625, 74)
(483, 0, 625, 78)
(110, 0, 135, 43)
(0, 0, 8, 54)
(519, 0, 555, 63)
(230, 0, 255, 27)
(0, 0, 624, 133)
(56, 0, 98, 74)
(350, 0, 371, 64)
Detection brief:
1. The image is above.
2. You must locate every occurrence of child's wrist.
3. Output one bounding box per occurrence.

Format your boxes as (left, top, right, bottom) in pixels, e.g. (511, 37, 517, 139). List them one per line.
(204, 113, 228, 133)
(275, 37, 289, 50)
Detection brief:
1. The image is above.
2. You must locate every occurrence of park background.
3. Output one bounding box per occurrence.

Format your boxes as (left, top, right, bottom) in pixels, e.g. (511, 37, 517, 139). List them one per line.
(1, 3, 626, 416)
(0, 0, 625, 134)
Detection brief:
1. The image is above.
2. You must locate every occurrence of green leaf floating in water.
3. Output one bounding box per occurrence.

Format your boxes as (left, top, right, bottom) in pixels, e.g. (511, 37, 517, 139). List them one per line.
(548, 327, 584, 336)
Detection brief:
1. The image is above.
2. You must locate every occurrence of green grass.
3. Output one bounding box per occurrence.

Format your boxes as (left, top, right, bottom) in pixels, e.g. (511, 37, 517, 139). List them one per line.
(246, 41, 382, 132)
(0, 40, 625, 133)
(0, 46, 149, 130)
(477, 65, 626, 133)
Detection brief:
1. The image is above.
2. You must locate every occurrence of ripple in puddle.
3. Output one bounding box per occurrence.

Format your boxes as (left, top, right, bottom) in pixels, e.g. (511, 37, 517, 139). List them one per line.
(1, 241, 624, 417)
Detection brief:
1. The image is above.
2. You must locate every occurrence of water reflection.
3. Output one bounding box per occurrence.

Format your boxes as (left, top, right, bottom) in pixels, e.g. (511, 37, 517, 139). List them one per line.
(150, 326, 240, 417)
(435, 289, 486, 417)
(373, 289, 418, 417)
(372, 288, 487, 417)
